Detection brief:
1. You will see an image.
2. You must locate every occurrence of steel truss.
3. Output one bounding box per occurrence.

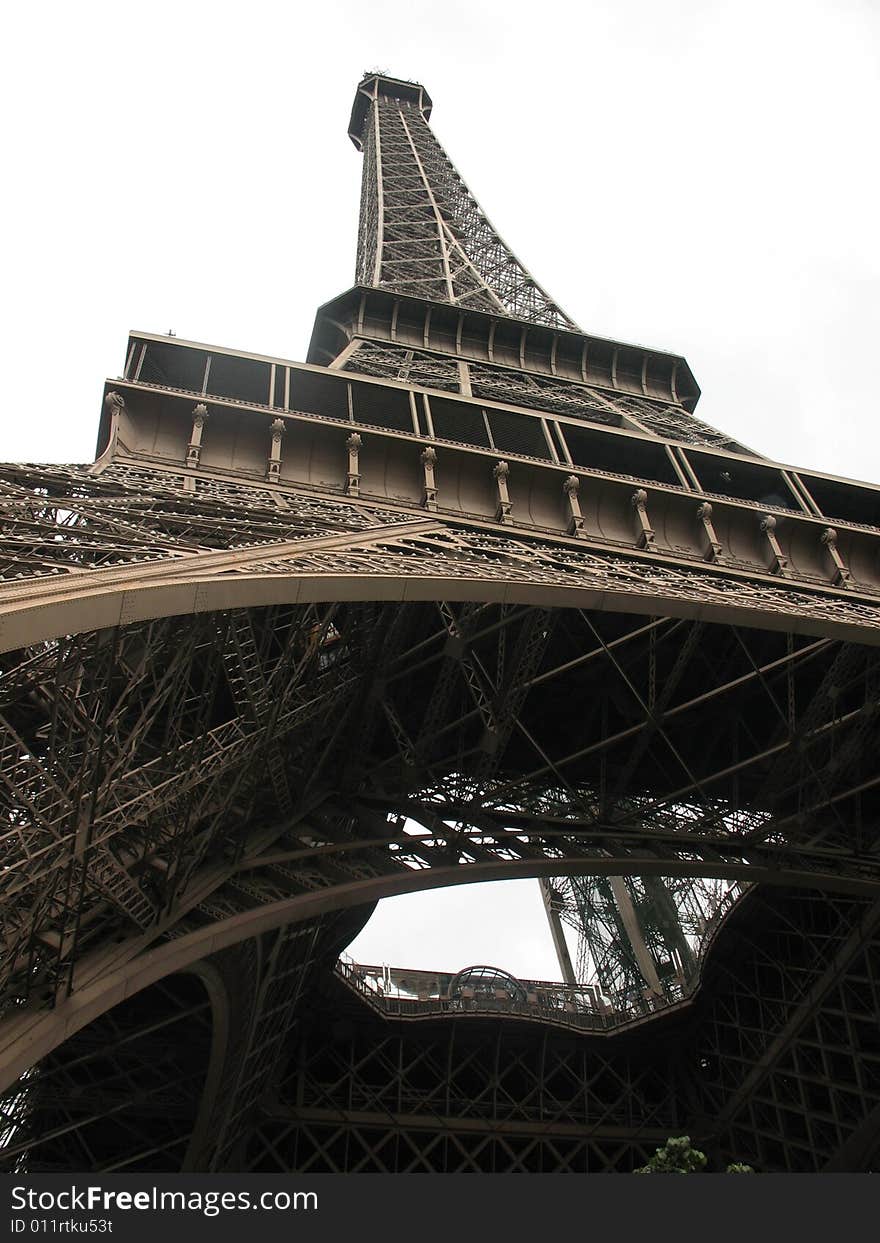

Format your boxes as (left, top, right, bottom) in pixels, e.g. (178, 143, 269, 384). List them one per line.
(352, 75, 577, 330)
(340, 338, 742, 451)
(0, 972, 213, 1172)
(0, 910, 366, 1172)
(0, 72, 879, 1173)
(4, 886, 878, 1172)
(246, 975, 683, 1174)
(556, 873, 730, 1003)
(236, 888, 880, 1173)
(0, 541, 877, 1023)
(694, 887, 880, 1172)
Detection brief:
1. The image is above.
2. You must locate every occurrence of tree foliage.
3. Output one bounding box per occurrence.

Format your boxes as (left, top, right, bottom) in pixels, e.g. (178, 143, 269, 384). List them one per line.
(634, 1136, 754, 1174)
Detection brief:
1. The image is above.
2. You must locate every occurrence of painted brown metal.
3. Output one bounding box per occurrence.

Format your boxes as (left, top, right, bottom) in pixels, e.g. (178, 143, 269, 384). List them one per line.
(1, 72, 878, 1173)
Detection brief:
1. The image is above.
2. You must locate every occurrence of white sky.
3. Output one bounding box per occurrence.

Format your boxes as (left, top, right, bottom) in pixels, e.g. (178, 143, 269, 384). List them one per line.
(3, 1, 878, 979)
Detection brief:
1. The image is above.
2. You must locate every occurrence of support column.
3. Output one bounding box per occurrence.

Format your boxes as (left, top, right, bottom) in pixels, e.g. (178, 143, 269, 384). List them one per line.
(345, 432, 362, 496)
(266, 418, 285, 482)
(562, 474, 585, 536)
(420, 446, 438, 511)
(821, 527, 851, 587)
(760, 514, 788, 575)
(493, 460, 512, 523)
(186, 404, 209, 468)
(538, 880, 577, 986)
(696, 501, 723, 562)
(631, 488, 656, 550)
(608, 877, 664, 998)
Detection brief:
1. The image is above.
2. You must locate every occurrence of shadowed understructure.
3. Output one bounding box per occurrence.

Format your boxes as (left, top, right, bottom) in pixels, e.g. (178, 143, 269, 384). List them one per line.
(1, 74, 879, 1173)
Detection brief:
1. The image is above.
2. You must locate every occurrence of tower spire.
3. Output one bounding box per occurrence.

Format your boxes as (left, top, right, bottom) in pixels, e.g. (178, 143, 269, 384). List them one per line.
(350, 73, 579, 331)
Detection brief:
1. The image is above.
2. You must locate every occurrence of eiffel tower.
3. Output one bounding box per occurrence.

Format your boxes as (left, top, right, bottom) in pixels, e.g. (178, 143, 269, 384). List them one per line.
(1, 72, 879, 1174)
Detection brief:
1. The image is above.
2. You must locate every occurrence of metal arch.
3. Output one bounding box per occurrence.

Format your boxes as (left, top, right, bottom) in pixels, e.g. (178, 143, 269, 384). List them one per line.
(9, 885, 878, 1171)
(0, 581, 878, 1084)
(0, 515, 878, 654)
(0, 970, 216, 1173)
(239, 889, 880, 1173)
(3, 68, 880, 1174)
(179, 957, 234, 1171)
(0, 840, 877, 1100)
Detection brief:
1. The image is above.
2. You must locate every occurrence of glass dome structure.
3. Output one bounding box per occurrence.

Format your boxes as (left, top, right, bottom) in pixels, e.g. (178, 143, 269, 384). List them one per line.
(447, 965, 528, 1005)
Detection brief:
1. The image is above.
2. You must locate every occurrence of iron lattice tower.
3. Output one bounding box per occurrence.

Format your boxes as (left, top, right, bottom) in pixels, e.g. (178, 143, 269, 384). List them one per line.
(1, 73, 880, 1174)
(351, 75, 577, 328)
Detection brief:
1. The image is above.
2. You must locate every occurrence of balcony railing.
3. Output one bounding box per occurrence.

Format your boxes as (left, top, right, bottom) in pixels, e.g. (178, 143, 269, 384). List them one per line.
(335, 881, 748, 1034)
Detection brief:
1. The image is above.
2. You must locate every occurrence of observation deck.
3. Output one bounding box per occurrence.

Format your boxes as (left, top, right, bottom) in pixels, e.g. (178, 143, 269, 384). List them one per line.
(348, 73, 433, 149)
(335, 881, 747, 1036)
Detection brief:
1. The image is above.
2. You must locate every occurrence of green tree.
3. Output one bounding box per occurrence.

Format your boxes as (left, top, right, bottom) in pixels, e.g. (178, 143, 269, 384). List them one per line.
(634, 1136, 754, 1174)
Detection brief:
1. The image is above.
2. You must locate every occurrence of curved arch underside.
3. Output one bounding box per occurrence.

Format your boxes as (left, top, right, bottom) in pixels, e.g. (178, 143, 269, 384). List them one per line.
(5, 56, 880, 1169)
(3, 508, 880, 657)
(252, 887, 880, 1174)
(0, 970, 216, 1172)
(0, 460, 878, 1156)
(4, 886, 880, 1173)
(0, 578, 877, 1088)
(0, 460, 878, 659)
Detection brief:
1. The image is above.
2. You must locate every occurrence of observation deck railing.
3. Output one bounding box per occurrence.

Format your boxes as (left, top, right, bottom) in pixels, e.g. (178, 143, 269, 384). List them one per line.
(335, 881, 747, 1034)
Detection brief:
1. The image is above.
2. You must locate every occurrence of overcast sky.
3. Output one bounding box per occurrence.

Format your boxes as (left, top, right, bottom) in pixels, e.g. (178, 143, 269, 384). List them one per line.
(4, 1, 878, 979)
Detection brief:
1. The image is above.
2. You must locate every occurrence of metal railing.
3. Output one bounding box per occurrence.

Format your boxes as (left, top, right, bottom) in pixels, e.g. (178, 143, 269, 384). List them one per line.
(335, 881, 748, 1034)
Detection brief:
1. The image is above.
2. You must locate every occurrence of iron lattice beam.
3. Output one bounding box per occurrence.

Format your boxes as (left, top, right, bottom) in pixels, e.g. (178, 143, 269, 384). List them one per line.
(1, 71, 879, 1174)
(351, 74, 578, 330)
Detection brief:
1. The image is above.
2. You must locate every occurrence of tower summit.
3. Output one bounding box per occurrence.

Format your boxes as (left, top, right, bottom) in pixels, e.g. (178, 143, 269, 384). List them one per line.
(347, 71, 578, 329)
(348, 73, 433, 147)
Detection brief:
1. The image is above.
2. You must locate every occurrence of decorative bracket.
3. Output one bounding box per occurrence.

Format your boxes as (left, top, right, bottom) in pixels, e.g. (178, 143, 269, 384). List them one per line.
(821, 527, 852, 587)
(345, 432, 362, 496)
(420, 446, 438, 511)
(266, 418, 285, 482)
(186, 404, 209, 468)
(696, 502, 723, 562)
(760, 514, 788, 575)
(493, 460, 513, 523)
(562, 475, 585, 536)
(104, 389, 124, 418)
(631, 489, 656, 550)
(104, 391, 124, 450)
